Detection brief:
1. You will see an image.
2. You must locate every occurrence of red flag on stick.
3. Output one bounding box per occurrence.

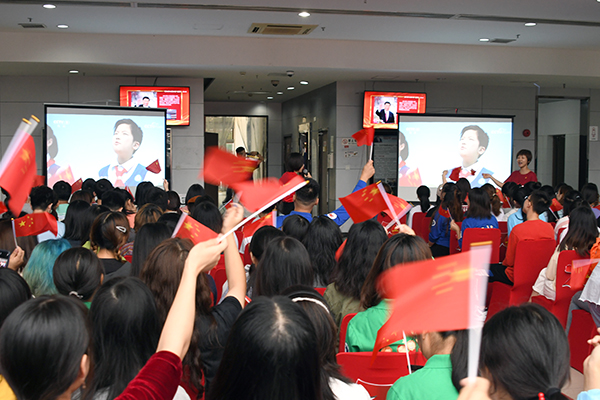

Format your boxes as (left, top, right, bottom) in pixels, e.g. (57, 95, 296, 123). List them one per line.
(373, 246, 491, 356)
(242, 210, 276, 238)
(0, 203, 7, 214)
(339, 182, 388, 223)
(71, 178, 83, 193)
(202, 147, 260, 187)
(48, 166, 75, 188)
(230, 174, 307, 213)
(0, 118, 38, 215)
(352, 127, 375, 147)
(550, 198, 563, 213)
(172, 213, 218, 245)
(382, 194, 412, 222)
(14, 212, 58, 237)
(146, 159, 161, 174)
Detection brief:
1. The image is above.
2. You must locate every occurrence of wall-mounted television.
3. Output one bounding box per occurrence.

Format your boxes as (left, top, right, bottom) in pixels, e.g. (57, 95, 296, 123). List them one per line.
(119, 86, 190, 126)
(363, 91, 427, 129)
(45, 104, 168, 189)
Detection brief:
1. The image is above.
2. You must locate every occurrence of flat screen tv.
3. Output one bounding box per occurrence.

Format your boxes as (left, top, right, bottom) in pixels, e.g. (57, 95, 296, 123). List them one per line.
(363, 91, 427, 129)
(119, 86, 190, 126)
(45, 104, 168, 189)
(396, 114, 513, 200)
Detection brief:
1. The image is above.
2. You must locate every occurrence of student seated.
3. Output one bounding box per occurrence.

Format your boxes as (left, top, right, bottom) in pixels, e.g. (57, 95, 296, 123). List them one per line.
(429, 183, 464, 258)
(450, 187, 498, 249)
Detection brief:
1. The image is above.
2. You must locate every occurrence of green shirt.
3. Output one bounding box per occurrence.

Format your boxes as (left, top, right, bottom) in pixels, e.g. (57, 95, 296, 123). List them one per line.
(345, 300, 416, 352)
(386, 354, 458, 400)
(323, 283, 362, 327)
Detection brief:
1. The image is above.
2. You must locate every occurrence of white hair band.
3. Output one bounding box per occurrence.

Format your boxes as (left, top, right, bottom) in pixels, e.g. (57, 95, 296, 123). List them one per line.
(291, 297, 329, 312)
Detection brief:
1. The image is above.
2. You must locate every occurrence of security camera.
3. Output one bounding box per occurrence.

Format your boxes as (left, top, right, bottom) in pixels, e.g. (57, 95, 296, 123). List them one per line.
(271, 80, 279, 87)
(286, 70, 294, 77)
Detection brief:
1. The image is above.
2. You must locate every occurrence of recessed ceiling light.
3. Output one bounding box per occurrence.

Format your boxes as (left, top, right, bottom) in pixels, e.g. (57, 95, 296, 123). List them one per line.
(287, 87, 295, 90)
(479, 38, 489, 42)
(57, 24, 68, 29)
(525, 22, 536, 27)
(267, 96, 274, 100)
(43, 4, 56, 9)
(277, 91, 284, 95)
(69, 70, 79, 74)
(298, 11, 310, 17)
(300, 81, 309, 85)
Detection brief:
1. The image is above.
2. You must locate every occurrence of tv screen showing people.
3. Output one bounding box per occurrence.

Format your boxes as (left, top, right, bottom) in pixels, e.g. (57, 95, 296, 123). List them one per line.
(363, 91, 427, 129)
(119, 86, 190, 126)
(45, 104, 167, 189)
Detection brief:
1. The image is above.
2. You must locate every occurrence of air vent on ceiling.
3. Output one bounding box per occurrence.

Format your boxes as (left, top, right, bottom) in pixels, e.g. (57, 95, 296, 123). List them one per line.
(18, 22, 46, 29)
(490, 38, 516, 44)
(248, 23, 318, 35)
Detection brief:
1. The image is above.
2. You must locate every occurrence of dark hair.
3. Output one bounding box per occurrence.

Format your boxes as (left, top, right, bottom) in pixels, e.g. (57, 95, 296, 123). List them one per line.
(456, 178, 471, 205)
(62, 200, 92, 245)
(134, 203, 163, 232)
(361, 234, 432, 309)
(101, 189, 126, 212)
(481, 304, 569, 400)
(0, 296, 91, 400)
(191, 200, 223, 233)
(0, 268, 31, 328)
(302, 216, 343, 287)
(331, 220, 387, 301)
(70, 190, 94, 204)
(142, 96, 149, 101)
(145, 187, 168, 211)
(556, 183, 573, 201)
(53, 181, 71, 202)
(512, 186, 531, 209)
(130, 222, 172, 277)
(235, 146, 246, 154)
(87, 277, 160, 400)
(185, 184, 206, 205)
(53, 248, 103, 302)
(82, 178, 96, 196)
(295, 178, 320, 207)
(30, 185, 56, 211)
(249, 226, 285, 261)
(95, 179, 114, 200)
(437, 183, 463, 223)
(516, 149, 533, 164)
(562, 190, 585, 217)
(283, 285, 350, 400)
(559, 206, 598, 257)
(254, 237, 314, 297)
(416, 185, 431, 213)
(286, 152, 304, 172)
(22, 239, 71, 297)
(448, 330, 470, 392)
(166, 190, 181, 212)
(460, 125, 489, 152)
(581, 183, 600, 207)
(75, 204, 110, 245)
(281, 214, 310, 242)
(209, 296, 322, 400)
(465, 188, 492, 220)
(156, 212, 179, 234)
(502, 181, 519, 204)
(528, 189, 551, 216)
(134, 182, 154, 208)
(481, 184, 502, 217)
(524, 181, 542, 193)
(47, 125, 58, 159)
(114, 119, 143, 147)
(398, 131, 409, 161)
(90, 211, 130, 253)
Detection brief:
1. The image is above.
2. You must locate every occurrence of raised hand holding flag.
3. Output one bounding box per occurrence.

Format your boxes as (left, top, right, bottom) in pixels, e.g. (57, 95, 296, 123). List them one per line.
(339, 182, 388, 223)
(352, 127, 376, 160)
(13, 212, 58, 237)
(172, 213, 218, 245)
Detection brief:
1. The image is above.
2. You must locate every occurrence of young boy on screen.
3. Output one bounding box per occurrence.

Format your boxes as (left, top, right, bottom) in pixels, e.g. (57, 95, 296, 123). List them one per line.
(98, 119, 147, 188)
(444, 125, 493, 188)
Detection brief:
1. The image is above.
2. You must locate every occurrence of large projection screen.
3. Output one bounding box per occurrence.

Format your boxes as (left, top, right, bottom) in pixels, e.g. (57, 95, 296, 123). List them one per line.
(45, 104, 168, 189)
(397, 114, 513, 201)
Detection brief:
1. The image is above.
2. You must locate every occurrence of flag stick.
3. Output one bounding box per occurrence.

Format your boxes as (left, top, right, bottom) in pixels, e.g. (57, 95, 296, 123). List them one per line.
(467, 245, 491, 379)
(468, 327, 482, 379)
(11, 219, 17, 248)
(171, 212, 187, 238)
(377, 182, 401, 230)
(369, 144, 374, 161)
(402, 331, 412, 375)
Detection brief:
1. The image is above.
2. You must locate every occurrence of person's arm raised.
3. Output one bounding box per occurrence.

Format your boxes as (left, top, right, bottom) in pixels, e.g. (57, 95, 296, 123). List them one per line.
(360, 160, 375, 183)
(221, 204, 247, 307)
(156, 237, 228, 358)
(482, 173, 504, 188)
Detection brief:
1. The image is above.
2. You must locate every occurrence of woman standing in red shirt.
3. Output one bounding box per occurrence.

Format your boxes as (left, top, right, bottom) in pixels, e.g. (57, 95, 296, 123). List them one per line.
(483, 149, 537, 187)
(279, 152, 310, 215)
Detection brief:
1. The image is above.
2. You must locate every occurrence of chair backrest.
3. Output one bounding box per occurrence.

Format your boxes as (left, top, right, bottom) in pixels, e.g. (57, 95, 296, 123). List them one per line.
(553, 250, 585, 328)
(211, 267, 227, 304)
(411, 213, 427, 240)
(339, 312, 357, 353)
(337, 352, 411, 400)
(498, 221, 508, 234)
(511, 239, 556, 305)
(462, 228, 501, 263)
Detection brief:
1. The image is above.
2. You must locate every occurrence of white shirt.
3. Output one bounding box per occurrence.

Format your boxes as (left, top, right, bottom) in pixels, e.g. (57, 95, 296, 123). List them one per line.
(329, 378, 371, 400)
(37, 220, 65, 242)
(104, 157, 141, 187)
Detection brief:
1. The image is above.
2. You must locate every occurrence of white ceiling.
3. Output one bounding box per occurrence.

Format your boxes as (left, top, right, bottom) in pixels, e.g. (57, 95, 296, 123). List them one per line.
(1, 0, 600, 101)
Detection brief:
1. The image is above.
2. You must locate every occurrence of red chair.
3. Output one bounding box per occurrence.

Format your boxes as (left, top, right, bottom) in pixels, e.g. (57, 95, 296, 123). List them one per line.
(449, 222, 462, 255)
(531, 250, 585, 328)
(337, 352, 414, 400)
(568, 309, 598, 373)
(411, 213, 428, 241)
(314, 287, 326, 295)
(339, 312, 357, 352)
(210, 267, 227, 304)
(498, 221, 508, 262)
(462, 228, 501, 264)
(486, 239, 556, 320)
(556, 227, 567, 245)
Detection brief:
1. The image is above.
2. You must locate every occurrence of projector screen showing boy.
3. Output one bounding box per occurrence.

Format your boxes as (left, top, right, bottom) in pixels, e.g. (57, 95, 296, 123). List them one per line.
(444, 125, 493, 188)
(98, 118, 147, 187)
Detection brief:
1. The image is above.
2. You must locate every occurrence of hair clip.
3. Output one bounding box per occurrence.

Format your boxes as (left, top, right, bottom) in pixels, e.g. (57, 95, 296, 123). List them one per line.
(291, 297, 329, 312)
(69, 291, 83, 299)
(116, 225, 127, 233)
(538, 393, 545, 400)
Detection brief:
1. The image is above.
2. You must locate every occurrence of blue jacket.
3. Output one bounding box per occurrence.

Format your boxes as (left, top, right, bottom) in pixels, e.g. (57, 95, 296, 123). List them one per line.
(428, 209, 450, 248)
(98, 163, 147, 187)
(459, 216, 498, 247)
(276, 180, 367, 228)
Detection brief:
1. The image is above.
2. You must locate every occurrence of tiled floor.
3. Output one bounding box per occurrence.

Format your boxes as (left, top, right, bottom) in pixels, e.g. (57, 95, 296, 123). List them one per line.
(563, 368, 584, 399)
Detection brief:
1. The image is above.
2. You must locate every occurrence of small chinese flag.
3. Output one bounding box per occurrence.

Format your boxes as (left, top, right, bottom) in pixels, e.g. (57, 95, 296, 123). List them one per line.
(373, 246, 491, 356)
(33, 175, 45, 187)
(13, 212, 58, 237)
(125, 186, 134, 200)
(146, 159, 161, 174)
(569, 259, 597, 290)
(382, 194, 412, 222)
(550, 198, 563, 213)
(202, 147, 260, 187)
(339, 183, 388, 223)
(496, 188, 510, 208)
(399, 168, 422, 187)
(230, 175, 307, 213)
(242, 210, 276, 238)
(335, 239, 347, 262)
(71, 178, 83, 193)
(48, 166, 74, 187)
(0, 124, 37, 215)
(0, 202, 7, 214)
(438, 206, 451, 219)
(172, 213, 218, 245)
(352, 127, 375, 147)
(448, 167, 461, 182)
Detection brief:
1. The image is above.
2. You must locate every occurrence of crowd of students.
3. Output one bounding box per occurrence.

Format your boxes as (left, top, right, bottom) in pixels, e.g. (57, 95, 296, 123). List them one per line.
(0, 150, 600, 400)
